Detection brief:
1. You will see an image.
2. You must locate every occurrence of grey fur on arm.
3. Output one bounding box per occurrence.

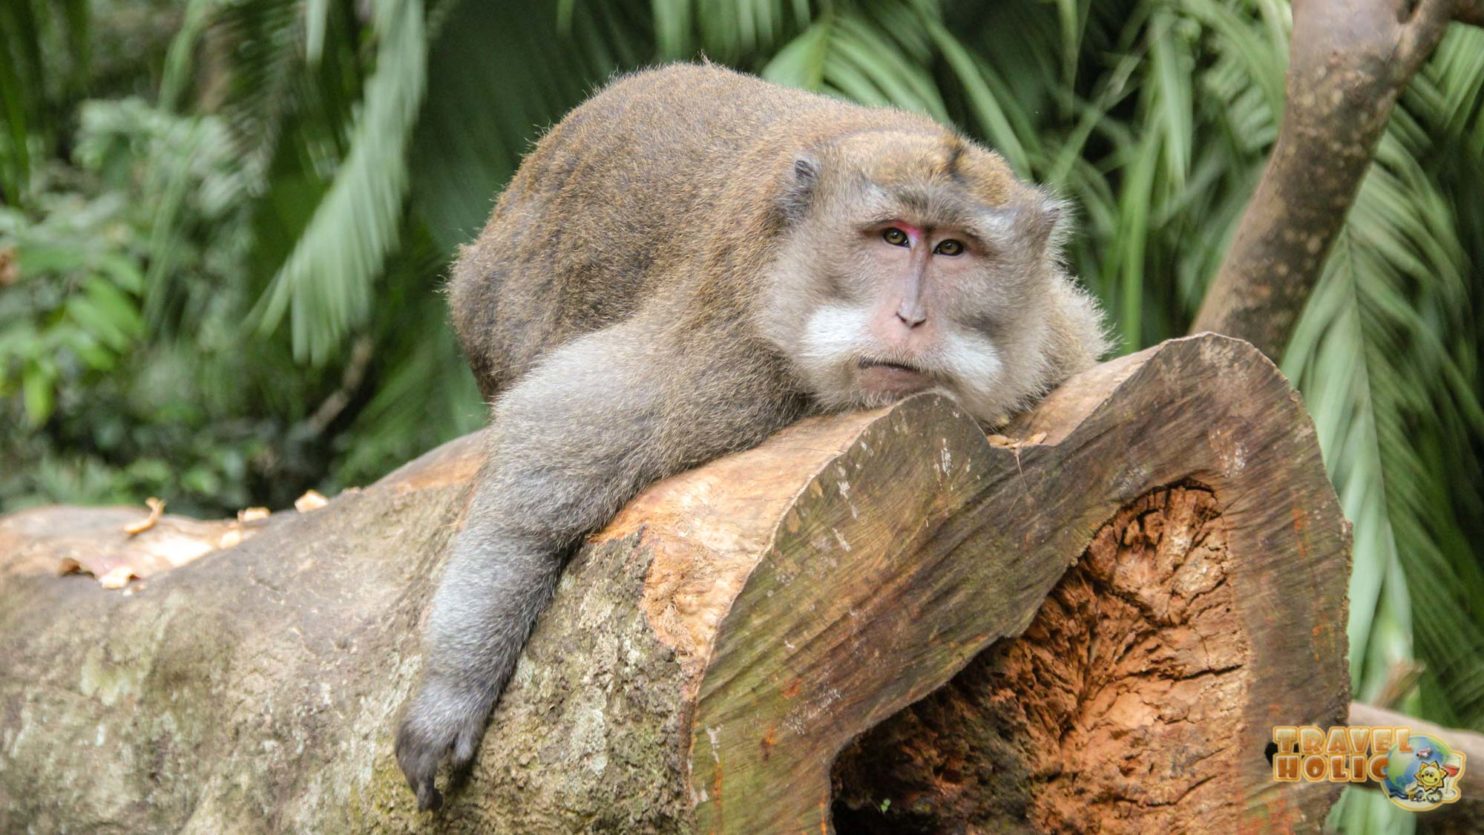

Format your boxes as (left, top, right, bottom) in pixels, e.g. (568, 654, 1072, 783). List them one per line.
(394, 320, 795, 810)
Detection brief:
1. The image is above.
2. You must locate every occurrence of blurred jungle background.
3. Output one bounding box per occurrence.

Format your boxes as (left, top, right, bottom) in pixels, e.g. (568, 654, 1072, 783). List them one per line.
(2, 0, 1481, 828)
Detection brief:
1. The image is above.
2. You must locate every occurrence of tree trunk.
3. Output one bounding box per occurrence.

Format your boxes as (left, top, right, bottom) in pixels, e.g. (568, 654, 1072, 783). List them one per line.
(0, 335, 1350, 833)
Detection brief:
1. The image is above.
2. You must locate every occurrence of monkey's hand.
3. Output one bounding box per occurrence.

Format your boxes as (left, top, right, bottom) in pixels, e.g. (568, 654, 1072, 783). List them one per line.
(395, 675, 493, 811)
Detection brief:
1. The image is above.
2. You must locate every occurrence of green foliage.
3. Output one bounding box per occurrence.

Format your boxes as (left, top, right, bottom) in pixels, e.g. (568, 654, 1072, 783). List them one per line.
(253, 0, 426, 364)
(1, 0, 486, 516)
(2, 99, 297, 514)
(3, 7, 1484, 831)
(0, 0, 89, 205)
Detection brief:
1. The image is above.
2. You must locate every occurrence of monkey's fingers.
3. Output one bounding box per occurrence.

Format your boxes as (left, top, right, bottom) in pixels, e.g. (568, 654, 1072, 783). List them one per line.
(451, 719, 485, 769)
(415, 779, 444, 812)
(395, 716, 449, 812)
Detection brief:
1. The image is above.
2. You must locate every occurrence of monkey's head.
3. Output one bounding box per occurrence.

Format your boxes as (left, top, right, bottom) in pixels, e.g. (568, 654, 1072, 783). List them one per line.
(760, 129, 1106, 425)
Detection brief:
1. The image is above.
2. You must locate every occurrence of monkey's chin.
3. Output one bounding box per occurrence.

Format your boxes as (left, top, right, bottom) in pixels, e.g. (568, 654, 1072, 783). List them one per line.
(855, 361, 935, 401)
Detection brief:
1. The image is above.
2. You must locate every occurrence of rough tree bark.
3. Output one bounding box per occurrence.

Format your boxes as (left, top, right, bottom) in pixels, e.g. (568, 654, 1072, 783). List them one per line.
(0, 336, 1351, 833)
(1192, 0, 1483, 359)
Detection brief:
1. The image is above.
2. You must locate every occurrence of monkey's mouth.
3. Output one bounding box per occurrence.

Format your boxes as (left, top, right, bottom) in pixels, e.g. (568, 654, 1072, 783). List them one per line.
(856, 358, 934, 397)
(858, 358, 922, 374)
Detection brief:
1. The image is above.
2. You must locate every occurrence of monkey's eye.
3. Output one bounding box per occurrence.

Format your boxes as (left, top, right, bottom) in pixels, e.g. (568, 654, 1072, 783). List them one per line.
(882, 228, 909, 247)
(935, 239, 965, 256)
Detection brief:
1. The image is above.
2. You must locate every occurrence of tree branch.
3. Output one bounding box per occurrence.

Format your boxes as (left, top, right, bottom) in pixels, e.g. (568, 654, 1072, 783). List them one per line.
(1455, 0, 1484, 27)
(1349, 702, 1484, 825)
(1191, 0, 1477, 358)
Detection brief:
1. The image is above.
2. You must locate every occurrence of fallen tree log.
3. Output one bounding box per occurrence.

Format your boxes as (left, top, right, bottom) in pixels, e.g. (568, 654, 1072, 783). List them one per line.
(0, 334, 1350, 833)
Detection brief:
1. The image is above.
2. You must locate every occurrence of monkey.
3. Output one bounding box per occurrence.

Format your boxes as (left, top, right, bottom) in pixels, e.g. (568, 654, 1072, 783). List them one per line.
(395, 62, 1108, 810)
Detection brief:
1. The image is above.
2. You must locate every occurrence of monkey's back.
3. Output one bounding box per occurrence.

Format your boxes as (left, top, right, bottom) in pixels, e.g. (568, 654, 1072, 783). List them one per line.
(448, 63, 947, 399)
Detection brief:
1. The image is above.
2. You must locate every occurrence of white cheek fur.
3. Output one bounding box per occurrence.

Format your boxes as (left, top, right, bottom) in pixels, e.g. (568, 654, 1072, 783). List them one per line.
(940, 332, 1008, 421)
(795, 304, 871, 408)
(941, 330, 1001, 384)
(798, 304, 872, 367)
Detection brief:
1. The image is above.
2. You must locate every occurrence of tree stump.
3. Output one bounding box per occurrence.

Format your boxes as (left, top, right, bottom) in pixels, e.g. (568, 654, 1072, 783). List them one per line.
(0, 334, 1349, 833)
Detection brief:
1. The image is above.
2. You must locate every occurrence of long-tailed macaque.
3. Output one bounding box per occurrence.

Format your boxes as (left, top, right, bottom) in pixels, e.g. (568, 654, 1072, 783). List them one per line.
(396, 63, 1107, 810)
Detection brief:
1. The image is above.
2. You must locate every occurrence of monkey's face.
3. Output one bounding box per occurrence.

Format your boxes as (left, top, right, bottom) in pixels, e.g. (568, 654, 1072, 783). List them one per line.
(762, 133, 1067, 425)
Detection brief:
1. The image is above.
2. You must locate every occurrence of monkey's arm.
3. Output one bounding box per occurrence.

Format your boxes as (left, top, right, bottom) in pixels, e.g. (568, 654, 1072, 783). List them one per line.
(395, 318, 792, 811)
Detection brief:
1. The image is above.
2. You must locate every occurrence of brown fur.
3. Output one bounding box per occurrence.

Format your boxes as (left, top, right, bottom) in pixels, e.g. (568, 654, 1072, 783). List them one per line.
(447, 64, 1097, 405)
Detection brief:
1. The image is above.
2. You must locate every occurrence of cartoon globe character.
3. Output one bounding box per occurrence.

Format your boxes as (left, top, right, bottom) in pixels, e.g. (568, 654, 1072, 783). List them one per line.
(1382, 734, 1463, 808)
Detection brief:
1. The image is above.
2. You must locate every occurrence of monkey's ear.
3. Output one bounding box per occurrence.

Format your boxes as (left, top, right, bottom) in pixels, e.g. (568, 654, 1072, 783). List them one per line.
(778, 153, 821, 223)
(792, 153, 820, 185)
(1018, 191, 1070, 255)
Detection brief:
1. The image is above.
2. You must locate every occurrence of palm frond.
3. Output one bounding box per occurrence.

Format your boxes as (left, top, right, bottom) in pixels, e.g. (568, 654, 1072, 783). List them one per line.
(159, 0, 228, 110)
(762, 5, 948, 123)
(0, 0, 92, 204)
(253, 0, 428, 363)
(409, 0, 633, 254)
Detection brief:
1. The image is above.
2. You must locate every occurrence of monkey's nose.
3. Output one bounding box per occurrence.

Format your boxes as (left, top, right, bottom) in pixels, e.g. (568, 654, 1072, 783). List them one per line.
(895, 305, 927, 328)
